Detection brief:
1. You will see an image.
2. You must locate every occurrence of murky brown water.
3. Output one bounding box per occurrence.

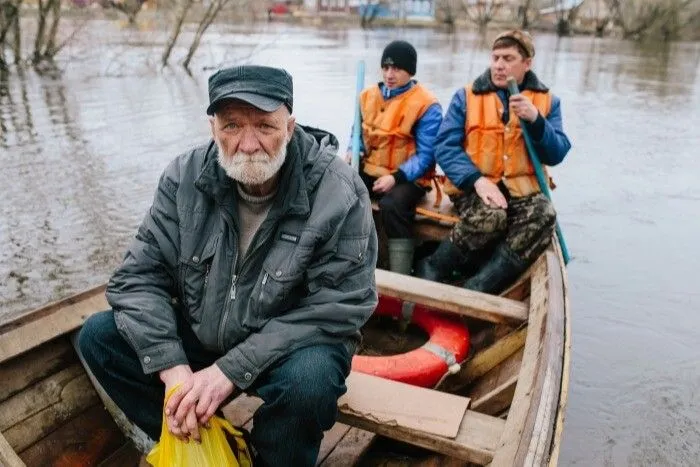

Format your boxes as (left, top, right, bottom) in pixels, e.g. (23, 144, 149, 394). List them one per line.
(2, 18, 700, 465)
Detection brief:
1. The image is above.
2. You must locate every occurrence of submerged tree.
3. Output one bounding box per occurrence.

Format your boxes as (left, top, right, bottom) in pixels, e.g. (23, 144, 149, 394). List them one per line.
(100, 0, 146, 26)
(162, 0, 252, 70)
(0, 0, 22, 66)
(516, 0, 539, 29)
(552, 0, 582, 36)
(465, 0, 503, 29)
(606, 0, 697, 40)
(161, 0, 195, 66)
(32, 0, 62, 63)
(435, 0, 462, 32)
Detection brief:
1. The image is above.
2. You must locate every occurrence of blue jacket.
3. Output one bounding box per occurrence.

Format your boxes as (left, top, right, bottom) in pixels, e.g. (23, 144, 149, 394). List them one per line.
(436, 71, 571, 192)
(349, 80, 443, 183)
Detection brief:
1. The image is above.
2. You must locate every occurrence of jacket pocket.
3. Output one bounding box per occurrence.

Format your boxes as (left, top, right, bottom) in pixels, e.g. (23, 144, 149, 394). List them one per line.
(251, 243, 310, 321)
(336, 235, 370, 264)
(179, 234, 220, 322)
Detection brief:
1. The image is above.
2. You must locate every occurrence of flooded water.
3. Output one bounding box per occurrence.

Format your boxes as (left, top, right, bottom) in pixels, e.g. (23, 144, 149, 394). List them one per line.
(1, 18, 700, 465)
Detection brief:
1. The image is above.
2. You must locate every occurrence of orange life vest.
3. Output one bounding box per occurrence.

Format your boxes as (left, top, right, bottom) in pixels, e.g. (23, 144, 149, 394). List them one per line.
(360, 84, 438, 187)
(443, 86, 552, 198)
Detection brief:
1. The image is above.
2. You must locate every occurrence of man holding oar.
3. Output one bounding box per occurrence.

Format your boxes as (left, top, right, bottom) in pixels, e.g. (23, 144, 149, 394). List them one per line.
(346, 40, 442, 274)
(416, 30, 571, 293)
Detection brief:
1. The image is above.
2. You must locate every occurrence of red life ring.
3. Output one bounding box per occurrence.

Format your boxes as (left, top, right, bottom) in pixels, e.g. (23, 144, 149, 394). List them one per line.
(352, 295, 470, 388)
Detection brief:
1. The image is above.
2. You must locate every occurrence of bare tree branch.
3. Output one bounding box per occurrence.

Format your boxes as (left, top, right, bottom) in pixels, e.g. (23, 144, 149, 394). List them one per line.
(162, 0, 195, 66)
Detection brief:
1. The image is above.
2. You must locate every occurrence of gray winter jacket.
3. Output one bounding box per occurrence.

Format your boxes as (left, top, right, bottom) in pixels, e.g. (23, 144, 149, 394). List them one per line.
(107, 125, 378, 390)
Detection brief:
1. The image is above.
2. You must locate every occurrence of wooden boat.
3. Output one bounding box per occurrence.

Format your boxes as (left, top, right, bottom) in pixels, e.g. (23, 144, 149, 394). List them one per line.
(0, 193, 570, 467)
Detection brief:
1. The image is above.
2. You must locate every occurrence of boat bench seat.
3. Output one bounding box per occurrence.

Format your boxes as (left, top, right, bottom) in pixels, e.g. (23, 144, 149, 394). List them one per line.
(337, 371, 504, 466)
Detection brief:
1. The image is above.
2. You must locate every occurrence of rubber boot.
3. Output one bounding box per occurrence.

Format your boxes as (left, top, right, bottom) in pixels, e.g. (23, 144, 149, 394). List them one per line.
(462, 242, 527, 294)
(414, 239, 472, 282)
(388, 238, 415, 275)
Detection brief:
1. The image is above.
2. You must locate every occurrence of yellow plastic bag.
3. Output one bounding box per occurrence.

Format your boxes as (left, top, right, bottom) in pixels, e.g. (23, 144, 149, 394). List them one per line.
(146, 386, 253, 467)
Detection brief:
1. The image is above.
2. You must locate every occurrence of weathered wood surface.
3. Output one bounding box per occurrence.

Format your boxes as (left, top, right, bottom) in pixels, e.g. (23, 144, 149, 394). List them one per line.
(468, 349, 523, 405)
(1, 364, 88, 432)
(339, 372, 470, 438)
(19, 405, 125, 467)
(99, 443, 144, 467)
(339, 406, 504, 465)
(0, 338, 75, 403)
(548, 245, 571, 467)
(376, 269, 528, 325)
(439, 326, 526, 393)
(489, 251, 565, 467)
(517, 252, 566, 466)
(1, 365, 99, 453)
(470, 376, 518, 417)
(0, 431, 24, 467)
(316, 423, 352, 465)
(318, 427, 375, 466)
(489, 257, 548, 466)
(0, 285, 107, 364)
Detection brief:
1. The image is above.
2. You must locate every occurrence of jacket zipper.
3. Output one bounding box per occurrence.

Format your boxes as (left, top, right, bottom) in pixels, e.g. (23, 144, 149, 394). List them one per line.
(229, 275, 238, 299)
(218, 218, 276, 351)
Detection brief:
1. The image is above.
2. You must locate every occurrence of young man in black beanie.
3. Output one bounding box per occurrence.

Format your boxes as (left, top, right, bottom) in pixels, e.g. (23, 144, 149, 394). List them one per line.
(347, 39, 442, 275)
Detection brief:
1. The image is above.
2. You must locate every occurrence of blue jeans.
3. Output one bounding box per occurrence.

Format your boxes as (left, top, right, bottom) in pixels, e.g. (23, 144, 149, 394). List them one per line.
(78, 310, 352, 467)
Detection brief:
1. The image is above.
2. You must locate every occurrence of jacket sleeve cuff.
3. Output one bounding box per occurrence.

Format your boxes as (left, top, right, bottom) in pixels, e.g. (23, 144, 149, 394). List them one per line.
(136, 342, 188, 375)
(216, 349, 259, 390)
(392, 170, 408, 184)
(458, 172, 483, 192)
(524, 113, 545, 141)
(113, 313, 189, 374)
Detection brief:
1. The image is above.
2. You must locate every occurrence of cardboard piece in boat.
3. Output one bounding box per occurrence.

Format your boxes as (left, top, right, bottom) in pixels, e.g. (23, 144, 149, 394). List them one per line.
(338, 372, 470, 439)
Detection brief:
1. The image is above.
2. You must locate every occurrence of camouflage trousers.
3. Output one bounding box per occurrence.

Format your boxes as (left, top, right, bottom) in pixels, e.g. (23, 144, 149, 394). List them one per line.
(450, 191, 557, 264)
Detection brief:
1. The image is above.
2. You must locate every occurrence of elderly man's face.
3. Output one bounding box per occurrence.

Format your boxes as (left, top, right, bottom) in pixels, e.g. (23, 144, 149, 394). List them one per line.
(211, 100, 295, 186)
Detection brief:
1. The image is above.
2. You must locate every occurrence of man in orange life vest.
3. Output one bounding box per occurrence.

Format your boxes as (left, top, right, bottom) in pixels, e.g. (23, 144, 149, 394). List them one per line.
(416, 30, 571, 293)
(346, 40, 442, 274)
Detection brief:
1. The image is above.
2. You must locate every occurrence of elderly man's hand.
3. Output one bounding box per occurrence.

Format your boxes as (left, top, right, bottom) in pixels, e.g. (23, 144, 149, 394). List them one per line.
(166, 364, 236, 436)
(160, 364, 199, 442)
(509, 94, 539, 123)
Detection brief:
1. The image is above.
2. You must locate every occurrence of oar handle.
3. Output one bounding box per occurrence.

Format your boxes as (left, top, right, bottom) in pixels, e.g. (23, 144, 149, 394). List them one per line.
(506, 77, 570, 264)
(351, 61, 365, 171)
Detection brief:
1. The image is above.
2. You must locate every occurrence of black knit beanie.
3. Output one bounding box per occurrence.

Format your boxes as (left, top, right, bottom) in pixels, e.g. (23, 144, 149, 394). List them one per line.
(380, 40, 417, 76)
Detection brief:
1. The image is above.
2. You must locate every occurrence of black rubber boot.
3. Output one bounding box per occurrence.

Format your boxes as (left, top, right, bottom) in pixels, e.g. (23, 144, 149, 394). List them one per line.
(461, 243, 527, 294)
(414, 239, 472, 282)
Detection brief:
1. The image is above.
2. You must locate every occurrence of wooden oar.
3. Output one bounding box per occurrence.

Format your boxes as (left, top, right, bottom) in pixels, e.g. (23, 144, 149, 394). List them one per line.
(415, 207, 459, 224)
(507, 77, 571, 264)
(351, 61, 365, 171)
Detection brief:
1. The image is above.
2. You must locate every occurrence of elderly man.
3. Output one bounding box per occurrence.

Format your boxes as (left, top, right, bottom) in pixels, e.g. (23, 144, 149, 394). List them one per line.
(416, 30, 571, 293)
(78, 65, 378, 466)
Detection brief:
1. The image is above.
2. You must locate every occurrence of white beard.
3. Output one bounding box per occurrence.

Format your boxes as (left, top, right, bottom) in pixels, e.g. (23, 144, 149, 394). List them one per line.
(217, 143, 287, 186)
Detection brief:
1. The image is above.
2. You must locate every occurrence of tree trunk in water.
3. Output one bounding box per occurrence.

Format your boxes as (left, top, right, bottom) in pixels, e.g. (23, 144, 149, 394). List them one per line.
(12, 0, 21, 63)
(556, 18, 570, 36)
(33, 0, 49, 63)
(181, 0, 224, 70)
(43, 0, 61, 58)
(161, 0, 195, 66)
